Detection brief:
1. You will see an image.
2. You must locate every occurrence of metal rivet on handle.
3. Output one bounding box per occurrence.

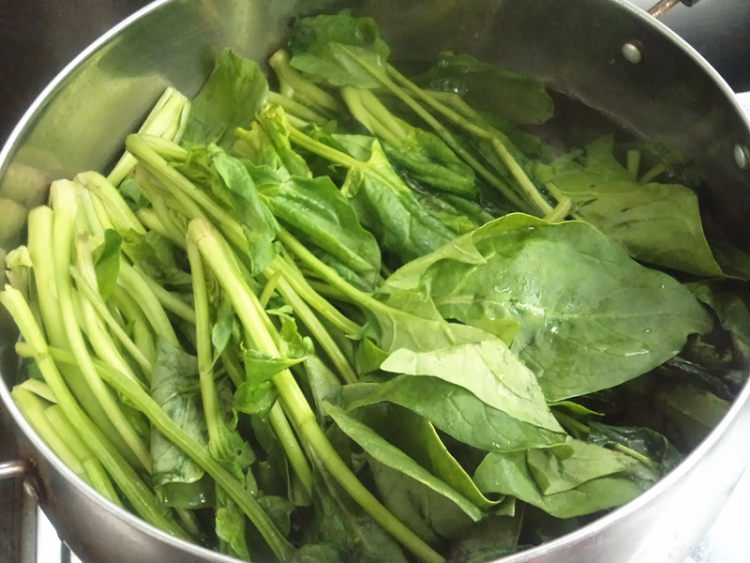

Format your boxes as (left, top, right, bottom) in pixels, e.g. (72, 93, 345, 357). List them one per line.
(622, 41, 644, 64)
(735, 144, 750, 170)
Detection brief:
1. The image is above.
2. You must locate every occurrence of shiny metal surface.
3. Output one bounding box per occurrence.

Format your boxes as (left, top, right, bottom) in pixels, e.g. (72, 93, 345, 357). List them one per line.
(0, 460, 27, 480)
(1, 1, 749, 562)
(647, 0, 683, 18)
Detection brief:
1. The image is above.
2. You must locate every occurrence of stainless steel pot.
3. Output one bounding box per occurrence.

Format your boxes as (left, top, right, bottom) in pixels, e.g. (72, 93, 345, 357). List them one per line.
(1, 1, 750, 562)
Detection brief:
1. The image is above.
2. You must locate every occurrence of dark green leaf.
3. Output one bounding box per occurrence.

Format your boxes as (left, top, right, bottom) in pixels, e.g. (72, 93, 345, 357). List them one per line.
(345, 379, 565, 452)
(384, 213, 712, 401)
(586, 422, 682, 475)
(381, 340, 561, 433)
(262, 174, 381, 289)
(474, 439, 653, 518)
(691, 281, 750, 363)
(310, 462, 409, 563)
(340, 138, 457, 263)
(417, 51, 554, 125)
(368, 458, 474, 543)
(354, 338, 389, 376)
(540, 136, 723, 276)
(207, 145, 280, 274)
(123, 230, 192, 288)
(305, 356, 342, 418)
(289, 13, 390, 89)
(234, 381, 278, 415)
(447, 513, 525, 563)
(324, 401, 484, 522)
(364, 291, 489, 355)
(216, 489, 250, 559)
(258, 495, 296, 537)
(183, 48, 268, 147)
(358, 404, 502, 511)
(150, 340, 206, 490)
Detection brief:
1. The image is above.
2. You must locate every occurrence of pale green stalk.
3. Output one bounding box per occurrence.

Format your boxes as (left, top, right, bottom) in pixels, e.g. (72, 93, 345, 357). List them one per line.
(3, 289, 188, 538)
(12, 387, 88, 480)
(112, 285, 157, 365)
(70, 265, 153, 375)
(188, 237, 314, 496)
(17, 339, 293, 560)
(27, 204, 130, 461)
(44, 404, 123, 507)
(188, 218, 442, 563)
(118, 262, 179, 346)
(108, 87, 191, 186)
(49, 181, 152, 471)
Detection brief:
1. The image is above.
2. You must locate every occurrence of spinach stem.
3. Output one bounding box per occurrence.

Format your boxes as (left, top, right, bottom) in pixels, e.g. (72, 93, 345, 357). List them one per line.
(118, 262, 180, 346)
(274, 271, 358, 384)
(139, 270, 196, 324)
(268, 91, 329, 125)
(188, 218, 443, 563)
(626, 149, 641, 180)
(112, 285, 157, 364)
(77, 171, 146, 235)
(126, 134, 248, 251)
(640, 163, 666, 183)
(187, 237, 225, 452)
(336, 46, 528, 211)
(286, 126, 362, 169)
(268, 401, 314, 496)
(189, 235, 314, 498)
(12, 387, 88, 480)
(136, 208, 185, 247)
(4, 291, 189, 539)
(50, 181, 152, 471)
(554, 410, 658, 468)
(16, 337, 293, 560)
(543, 196, 572, 223)
(340, 87, 404, 148)
(269, 256, 361, 335)
(277, 230, 387, 316)
(384, 62, 551, 214)
(70, 266, 152, 374)
(269, 49, 343, 114)
(44, 404, 123, 507)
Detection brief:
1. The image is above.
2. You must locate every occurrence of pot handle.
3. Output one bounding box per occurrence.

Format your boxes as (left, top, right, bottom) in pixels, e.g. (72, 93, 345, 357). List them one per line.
(647, 0, 700, 18)
(0, 459, 41, 500)
(0, 460, 27, 480)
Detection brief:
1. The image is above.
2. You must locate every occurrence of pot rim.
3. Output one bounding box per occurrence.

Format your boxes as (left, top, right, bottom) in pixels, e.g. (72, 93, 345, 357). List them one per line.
(1, 1, 749, 562)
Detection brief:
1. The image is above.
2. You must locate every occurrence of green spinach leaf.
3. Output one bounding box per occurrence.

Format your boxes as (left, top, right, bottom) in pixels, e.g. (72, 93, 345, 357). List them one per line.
(539, 136, 723, 276)
(417, 51, 554, 125)
(384, 213, 712, 401)
(344, 380, 565, 452)
(183, 48, 268, 147)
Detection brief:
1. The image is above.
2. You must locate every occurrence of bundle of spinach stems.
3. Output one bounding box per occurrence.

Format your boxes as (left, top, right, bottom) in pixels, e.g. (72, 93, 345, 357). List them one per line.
(4, 13, 750, 563)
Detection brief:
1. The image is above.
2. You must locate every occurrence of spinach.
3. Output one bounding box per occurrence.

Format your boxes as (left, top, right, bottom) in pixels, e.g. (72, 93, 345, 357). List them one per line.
(538, 136, 723, 276)
(384, 213, 712, 400)
(473, 439, 655, 518)
(289, 123, 458, 264)
(325, 402, 484, 522)
(5, 15, 745, 563)
(150, 340, 207, 502)
(379, 340, 561, 433)
(183, 48, 268, 147)
(416, 51, 554, 125)
(344, 379, 565, 452)
(361, 404, 502, 512)
(341, 87, 477, 197)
